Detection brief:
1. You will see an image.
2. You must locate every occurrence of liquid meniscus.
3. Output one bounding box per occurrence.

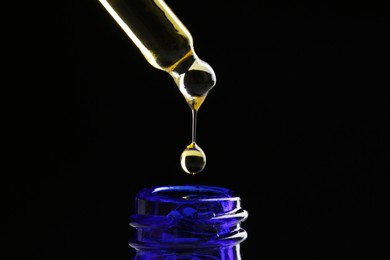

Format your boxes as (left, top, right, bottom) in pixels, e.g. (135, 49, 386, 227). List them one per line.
(99, 0, 216, 174)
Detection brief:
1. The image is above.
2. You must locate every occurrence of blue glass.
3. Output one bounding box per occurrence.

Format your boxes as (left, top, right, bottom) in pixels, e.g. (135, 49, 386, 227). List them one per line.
(129, 185, 248, 259)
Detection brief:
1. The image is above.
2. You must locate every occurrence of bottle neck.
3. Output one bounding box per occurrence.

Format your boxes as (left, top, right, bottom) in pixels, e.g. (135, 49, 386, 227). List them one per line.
(129, 185, 248, 259)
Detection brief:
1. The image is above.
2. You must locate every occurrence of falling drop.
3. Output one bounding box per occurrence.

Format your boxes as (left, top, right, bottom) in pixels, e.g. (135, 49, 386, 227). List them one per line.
(180, 107, 206, 175)
(180, 141, 206, 175)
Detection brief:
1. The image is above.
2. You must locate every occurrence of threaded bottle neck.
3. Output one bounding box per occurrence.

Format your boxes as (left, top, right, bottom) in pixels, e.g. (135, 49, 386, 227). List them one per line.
(129, 185, 248, 259)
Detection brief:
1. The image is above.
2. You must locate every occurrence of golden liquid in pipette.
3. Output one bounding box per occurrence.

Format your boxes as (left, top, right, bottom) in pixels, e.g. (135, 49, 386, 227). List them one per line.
(100, 0, 216, 174)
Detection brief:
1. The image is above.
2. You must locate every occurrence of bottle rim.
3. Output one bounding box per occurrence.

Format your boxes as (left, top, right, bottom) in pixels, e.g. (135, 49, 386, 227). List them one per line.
(137, 185, 240, 202)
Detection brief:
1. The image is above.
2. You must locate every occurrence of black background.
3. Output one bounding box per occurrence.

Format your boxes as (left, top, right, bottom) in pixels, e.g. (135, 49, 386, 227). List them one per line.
(6, 0, 389, 259)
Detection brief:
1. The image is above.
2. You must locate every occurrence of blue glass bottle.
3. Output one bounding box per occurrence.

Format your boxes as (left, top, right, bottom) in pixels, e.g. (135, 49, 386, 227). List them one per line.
(129, 185, 248, 259)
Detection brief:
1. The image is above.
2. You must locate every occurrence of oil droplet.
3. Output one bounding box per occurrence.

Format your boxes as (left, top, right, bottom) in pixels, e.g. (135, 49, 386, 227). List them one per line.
(175, 58, 216, 110)
(180, 142, 206, 175)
